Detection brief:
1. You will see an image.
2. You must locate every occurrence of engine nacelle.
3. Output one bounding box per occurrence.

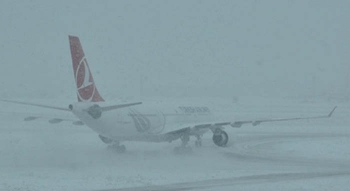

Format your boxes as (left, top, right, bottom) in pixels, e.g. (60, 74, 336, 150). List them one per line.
(212, 129, 229, 147)
(98, 135, 113, 144)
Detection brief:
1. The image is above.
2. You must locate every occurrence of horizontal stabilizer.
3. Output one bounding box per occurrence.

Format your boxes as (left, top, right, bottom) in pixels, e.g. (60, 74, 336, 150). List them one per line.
(0, 99, 70, 111)
(72, 121, 84, 126)
(101, 102, 142, 112)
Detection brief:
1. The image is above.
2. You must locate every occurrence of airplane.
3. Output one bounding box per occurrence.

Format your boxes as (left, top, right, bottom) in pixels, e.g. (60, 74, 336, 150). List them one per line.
(1, 35, 337, 153)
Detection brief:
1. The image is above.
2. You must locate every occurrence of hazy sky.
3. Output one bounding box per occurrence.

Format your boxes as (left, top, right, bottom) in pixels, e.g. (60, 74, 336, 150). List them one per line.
(0, 0, 349, 100)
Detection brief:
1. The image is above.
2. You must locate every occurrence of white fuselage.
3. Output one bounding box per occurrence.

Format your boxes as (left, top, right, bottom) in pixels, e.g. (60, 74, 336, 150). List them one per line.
(70, 102, 215, 142)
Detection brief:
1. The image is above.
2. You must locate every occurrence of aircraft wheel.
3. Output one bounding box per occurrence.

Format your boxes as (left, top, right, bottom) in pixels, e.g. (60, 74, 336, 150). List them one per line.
(108, 144, 126, 153)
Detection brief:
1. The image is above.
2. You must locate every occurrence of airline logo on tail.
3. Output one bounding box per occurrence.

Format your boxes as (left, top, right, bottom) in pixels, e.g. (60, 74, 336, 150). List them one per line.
(76, 57, 95, 101)
(69, 35, 104, 102)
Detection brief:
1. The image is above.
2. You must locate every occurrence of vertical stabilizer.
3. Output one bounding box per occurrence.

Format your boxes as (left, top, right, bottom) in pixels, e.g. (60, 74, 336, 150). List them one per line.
(69, 35, 104, 102)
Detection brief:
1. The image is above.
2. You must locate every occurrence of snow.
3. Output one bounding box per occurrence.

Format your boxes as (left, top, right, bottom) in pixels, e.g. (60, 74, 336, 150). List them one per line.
(1, 98, 350, 191)
(1, 1, 350, 190)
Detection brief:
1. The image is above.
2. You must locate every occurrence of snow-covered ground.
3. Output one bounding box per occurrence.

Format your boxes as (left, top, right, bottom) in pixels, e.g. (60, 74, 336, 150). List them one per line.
(0, 98, 350, 191)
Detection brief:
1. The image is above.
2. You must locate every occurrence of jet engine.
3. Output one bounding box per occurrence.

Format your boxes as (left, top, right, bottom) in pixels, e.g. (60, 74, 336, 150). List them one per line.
(212, 128, 229, 147)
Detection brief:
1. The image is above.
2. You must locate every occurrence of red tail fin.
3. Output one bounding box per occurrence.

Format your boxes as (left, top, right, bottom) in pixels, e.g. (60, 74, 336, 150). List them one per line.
(69, 35, 104, 102)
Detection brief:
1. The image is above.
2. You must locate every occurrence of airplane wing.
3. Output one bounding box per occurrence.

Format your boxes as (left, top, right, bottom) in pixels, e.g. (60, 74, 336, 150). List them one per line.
(0, 99, 71, 111)
(0, 99, 142, 125)
(230, 106, 337, 128)
(160, 106, 337, 142)
(0, 110, 84, 125)
(22, 115, 84, 125)
(0, 99, 80, 125)
(0, 99, 142, 112)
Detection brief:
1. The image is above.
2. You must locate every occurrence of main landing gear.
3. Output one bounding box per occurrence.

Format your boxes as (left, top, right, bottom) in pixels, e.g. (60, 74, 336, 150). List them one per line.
(173, 134, 204, 154)
(99, 135, 126, 153)
(173, 134, 193, 154)
(195, 135, 202, 147)
(107, 142, 126, 153)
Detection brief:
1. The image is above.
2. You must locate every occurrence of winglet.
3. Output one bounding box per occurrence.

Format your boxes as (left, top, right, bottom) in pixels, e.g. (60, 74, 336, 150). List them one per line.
(328, 106, 337, 117)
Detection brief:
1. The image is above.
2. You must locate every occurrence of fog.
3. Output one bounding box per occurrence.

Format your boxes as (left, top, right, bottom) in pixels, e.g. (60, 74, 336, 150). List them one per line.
(1, 1, 350, 191)
(1, 0, 349, 101)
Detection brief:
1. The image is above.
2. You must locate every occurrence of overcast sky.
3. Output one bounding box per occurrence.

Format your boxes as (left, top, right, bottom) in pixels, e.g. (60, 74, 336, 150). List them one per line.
(0, 0, 349, 100)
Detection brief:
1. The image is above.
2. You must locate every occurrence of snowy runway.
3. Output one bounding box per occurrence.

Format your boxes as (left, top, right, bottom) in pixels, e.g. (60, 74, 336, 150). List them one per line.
(99, 171, 350, 191)
(100, 131, 350, 191)
(1, 102, 350, 191)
